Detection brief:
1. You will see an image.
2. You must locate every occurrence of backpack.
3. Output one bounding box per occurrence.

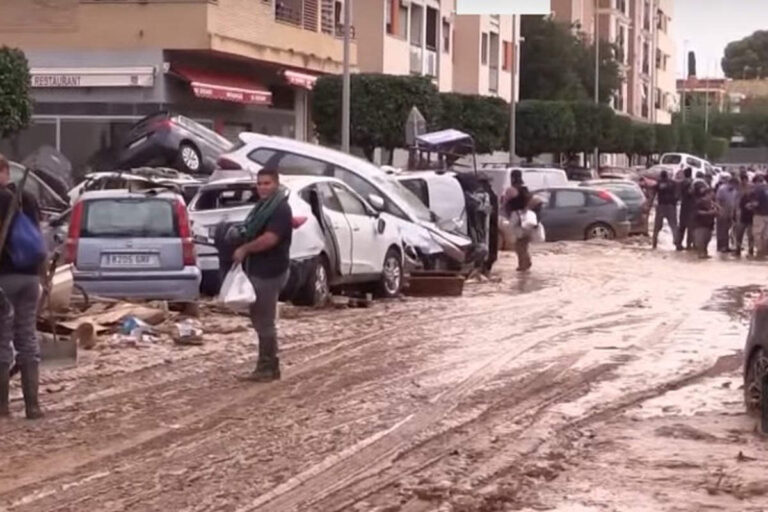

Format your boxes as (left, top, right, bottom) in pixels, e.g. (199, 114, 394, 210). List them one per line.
(7, 210, 46, 270)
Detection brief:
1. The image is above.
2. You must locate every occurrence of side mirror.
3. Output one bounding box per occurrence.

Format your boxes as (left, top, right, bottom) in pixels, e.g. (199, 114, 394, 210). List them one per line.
(368, 194, 385, 212)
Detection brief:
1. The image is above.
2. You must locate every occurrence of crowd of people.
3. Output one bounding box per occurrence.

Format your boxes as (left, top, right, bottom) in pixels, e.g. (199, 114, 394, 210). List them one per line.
(650, 167, 768, 259)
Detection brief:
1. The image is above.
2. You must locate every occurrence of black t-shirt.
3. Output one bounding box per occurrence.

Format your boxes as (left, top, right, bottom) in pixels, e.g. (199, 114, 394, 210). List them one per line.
(245, 199, 293, 279)
(0, 185, 42, 275)
(656, 180, 677, 205)
(694, 197, 716, 230)
(740, 193, 755, 225)
(679, 178, 695, 207)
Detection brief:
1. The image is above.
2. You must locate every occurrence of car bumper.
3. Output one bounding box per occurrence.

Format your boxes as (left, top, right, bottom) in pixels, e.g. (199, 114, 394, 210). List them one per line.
(615, 221, 631, 239)
(74, 266, 201, 301)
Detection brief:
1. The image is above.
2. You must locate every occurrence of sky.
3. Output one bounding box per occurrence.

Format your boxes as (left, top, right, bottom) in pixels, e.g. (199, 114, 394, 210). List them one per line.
(675, 0, 768, 78)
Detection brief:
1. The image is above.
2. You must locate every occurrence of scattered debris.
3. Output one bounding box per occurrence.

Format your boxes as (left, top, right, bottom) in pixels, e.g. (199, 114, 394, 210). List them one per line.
(174, 319, 205, 346)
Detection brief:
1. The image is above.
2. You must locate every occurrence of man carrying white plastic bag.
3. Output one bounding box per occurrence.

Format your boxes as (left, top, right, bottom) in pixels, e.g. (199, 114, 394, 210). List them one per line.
(218, 167, 293, 382)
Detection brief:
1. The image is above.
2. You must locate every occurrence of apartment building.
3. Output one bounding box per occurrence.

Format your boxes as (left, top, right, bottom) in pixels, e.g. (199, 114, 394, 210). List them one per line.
(552, 0, 676, 124)
(355, 0, 518, 102)
(0, 0, 353, 170)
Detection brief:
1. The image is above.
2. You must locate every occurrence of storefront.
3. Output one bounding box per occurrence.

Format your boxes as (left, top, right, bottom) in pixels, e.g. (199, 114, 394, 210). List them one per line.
(0, 49, 320, 175)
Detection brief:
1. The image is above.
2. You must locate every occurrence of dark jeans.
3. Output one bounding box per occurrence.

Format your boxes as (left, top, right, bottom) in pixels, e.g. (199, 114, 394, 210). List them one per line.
(716, 216, 733, 252)
(0, 274, 40, 367)
(695, 227, 713, 258)
(248, 272, 288, 369)
(678, 206, 694, 248)
(735, 221, 754, 255)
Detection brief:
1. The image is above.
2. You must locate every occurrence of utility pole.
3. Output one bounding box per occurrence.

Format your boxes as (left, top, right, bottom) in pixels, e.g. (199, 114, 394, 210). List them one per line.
(593, 0, 599, 171)
(341, 0, 351, 153)
(704, 62, 710, 134)
(681, 40, 688, 124)
(509, 14, 517, 165)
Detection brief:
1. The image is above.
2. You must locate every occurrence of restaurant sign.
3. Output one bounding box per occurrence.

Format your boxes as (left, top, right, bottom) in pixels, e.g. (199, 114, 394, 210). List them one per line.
(30, 67, 156, 88)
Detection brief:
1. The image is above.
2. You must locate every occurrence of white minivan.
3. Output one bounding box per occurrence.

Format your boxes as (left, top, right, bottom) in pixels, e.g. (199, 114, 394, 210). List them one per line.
(475, 165, 569, 198)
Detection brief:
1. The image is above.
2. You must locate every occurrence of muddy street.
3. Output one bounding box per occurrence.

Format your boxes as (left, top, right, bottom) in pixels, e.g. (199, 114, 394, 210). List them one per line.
(1, 241, 767, 512)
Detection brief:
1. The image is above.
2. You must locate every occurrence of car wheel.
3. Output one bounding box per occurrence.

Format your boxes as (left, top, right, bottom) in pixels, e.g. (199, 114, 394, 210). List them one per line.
(177, 142, 202, 174)
(745, 348, 768, 416)
(585, 223, 615, 240)
(200, 270, 223, 297)
(295, 256, 330, 307)
(377, 248, 403, 298)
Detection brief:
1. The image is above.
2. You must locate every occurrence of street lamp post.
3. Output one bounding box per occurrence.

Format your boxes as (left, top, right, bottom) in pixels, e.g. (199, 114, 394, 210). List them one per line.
(593, 0, 599, 171)
(341, 0, 351, 153)
(509, 14, 517, 166)
(681, 40, 689, 124)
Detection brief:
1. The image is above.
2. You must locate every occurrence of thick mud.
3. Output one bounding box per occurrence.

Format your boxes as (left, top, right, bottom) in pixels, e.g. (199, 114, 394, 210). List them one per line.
(1, 240, 766, 512)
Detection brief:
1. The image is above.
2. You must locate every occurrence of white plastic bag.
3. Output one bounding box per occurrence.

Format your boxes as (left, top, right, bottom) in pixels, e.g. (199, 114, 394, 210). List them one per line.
(531, 223, 546, 243)
(218, 263, 256, 306)
(521, 210, 538, 230)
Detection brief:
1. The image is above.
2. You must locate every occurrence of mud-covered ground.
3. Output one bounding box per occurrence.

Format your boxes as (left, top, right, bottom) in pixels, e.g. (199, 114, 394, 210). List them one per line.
(2, 238, 768, 512)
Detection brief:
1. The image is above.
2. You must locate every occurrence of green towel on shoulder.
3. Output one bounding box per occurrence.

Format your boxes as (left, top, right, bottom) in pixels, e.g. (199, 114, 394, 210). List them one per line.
(240, 185, 290, 240)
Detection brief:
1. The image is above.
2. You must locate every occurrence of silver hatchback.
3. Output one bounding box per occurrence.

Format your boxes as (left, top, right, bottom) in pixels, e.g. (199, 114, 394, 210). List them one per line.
(65, 190, 201, 302)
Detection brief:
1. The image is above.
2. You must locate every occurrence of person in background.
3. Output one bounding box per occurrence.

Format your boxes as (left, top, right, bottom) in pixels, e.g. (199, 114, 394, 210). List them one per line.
(503, 170, 534, 272)
(750, 174, 768, 259)
(0, 155, 44, 419)
(651, 170, 679, 250)
(715, 174, 739, 253)
(677, 167, 696, 251)
(694, 186, 718, 259)
(232, 167, 293, 382)
(735, 173, 756, 258)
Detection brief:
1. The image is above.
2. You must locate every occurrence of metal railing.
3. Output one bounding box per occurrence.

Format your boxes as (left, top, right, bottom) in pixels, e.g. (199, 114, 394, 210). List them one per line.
(275, 0, 303, 26)
(410, 45, 423, 75)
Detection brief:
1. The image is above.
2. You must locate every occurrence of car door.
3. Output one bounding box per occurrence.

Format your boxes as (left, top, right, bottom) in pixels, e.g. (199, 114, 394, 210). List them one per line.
(316, 182, 354, 276)
(330, 182, 381, 275)
(546, 190, 590, 241)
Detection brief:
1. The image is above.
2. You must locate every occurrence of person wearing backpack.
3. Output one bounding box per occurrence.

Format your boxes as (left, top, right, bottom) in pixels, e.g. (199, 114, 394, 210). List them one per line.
(0, 155, 45, 420)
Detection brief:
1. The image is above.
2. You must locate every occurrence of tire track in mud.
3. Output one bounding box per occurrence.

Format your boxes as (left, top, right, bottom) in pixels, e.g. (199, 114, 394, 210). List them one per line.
(0, 274, 646, 509)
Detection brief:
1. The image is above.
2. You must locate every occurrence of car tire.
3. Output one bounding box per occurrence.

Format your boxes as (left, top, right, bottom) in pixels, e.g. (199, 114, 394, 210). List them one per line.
(177, 142, 202, 174)
(294, 256, 331, 307)
(745, 348, 768, 416)
(585, 223, 615, 240)
(377, 248, 403, 299)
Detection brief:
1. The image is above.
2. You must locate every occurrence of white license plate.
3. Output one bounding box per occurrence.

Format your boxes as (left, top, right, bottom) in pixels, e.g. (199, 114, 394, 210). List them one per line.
(102, 253, 159, 268)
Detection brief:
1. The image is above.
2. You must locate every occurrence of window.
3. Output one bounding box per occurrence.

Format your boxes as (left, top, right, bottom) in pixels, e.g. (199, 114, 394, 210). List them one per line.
(588, 193, 611, 206)
(534, 191, 552, 208)
(274, 151, 330, 175)
(686, 157, 702, 169)
(656, 9, 666, 32)
(554, 191, 586, 208)
(642, 42, 650, 74)
(502, 41, 513, 71)
(397, 3, 408, 39)
(275, 0, 302, 26)
(332, 184, 368, 216)
(332, 166, 409, 220)
(248, 148, 279, 166)
(655, 87, 662, 109)
(656, 48, 662, 70)
(82, 199, 176, 238)
(643, 0, 651, 30)
(661, 154, 682, 164)
(385, 0, 394, 34)
(317, 182, 343, 212)
(400, 178, 429, 207)
(481, 33, 489, 65)
(426, 7, 438, 51)
(410, 4, 423, 46)
(442, 19, 450, 52)
(194, 186, 258, 211)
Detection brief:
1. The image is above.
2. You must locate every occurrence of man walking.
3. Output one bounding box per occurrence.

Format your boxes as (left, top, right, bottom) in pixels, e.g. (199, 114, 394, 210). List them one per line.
(651, 170, 679, 249)
(715, 175, 739, 253)
(677, 168, 695, 250)
(503, 170, 535, 272)
(0, 155, 44, 419)
(751, 174, 768, 259)
(233, 167, 293, 382)
(694, 186, 718, 259)
(735, 173, 756, 258)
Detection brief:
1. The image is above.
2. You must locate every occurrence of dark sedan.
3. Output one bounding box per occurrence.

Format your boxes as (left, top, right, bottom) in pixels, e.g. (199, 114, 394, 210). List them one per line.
(117, 112, 233, 175)
(579, 179, 649, 235)
(533, 187, 631, 241)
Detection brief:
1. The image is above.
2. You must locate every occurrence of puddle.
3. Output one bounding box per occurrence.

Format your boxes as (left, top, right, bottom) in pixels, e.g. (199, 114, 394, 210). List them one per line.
(702, 285, 766, 322)
(510, 273, 555, 295)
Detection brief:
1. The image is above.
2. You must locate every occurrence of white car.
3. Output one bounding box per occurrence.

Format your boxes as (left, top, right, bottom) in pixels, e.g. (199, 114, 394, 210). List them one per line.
(216, 133, 475, 271)
(477, 164, 569, 197)
(188, 175, 404, 305)
(69, 169, 203, 205)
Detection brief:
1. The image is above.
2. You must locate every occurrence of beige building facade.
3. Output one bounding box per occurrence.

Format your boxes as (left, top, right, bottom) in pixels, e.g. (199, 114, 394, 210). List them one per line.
(0, 0, 355, 170)
(552, 0, 676, 124)
(354, 0, 518, 102)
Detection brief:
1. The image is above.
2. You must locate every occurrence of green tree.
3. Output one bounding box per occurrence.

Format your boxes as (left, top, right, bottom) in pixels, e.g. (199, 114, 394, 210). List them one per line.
(437, 93, 508, 154)
(632, 123, 656, 157)
(722, 30, 768, 79)
(565, 101, 601, 155)
(520, 16, 622, 103)
(516, 100, 576, 159)
(312, 74, 441, 161)
(654, 124, 678, 154)
(0, 47, 32, 138)
(707, 137, 730, 162)
(675, 123, 693, 153)
(602, 115, 634, 156)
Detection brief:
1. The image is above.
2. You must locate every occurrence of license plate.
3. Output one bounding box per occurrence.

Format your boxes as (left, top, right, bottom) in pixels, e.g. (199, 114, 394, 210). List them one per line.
(128, 136, 148, 149)
(102, 253, 158, 268)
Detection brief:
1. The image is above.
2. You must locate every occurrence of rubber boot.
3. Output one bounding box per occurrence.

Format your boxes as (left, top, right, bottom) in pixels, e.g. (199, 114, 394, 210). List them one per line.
(0, 363, 10, 418)
(20, 363, 43, 420)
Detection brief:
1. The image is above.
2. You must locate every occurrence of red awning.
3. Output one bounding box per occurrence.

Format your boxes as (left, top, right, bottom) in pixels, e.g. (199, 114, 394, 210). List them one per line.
(283, 70, 318, 90)
(173, 66, 272, 106)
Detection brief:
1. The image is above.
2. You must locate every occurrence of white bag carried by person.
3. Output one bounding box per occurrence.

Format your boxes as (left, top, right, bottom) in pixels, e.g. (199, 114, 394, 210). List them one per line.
(218, 263, 256, 306)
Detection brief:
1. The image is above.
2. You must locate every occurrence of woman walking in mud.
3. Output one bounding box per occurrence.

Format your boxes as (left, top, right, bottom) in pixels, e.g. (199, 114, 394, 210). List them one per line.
(503, 170, 542, 272)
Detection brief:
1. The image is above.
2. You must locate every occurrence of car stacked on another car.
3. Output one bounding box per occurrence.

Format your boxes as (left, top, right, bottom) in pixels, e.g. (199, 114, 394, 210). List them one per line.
(532, 186, 631, 242)
(579, 179, 649, 235)
(188, 175, 404, 305)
